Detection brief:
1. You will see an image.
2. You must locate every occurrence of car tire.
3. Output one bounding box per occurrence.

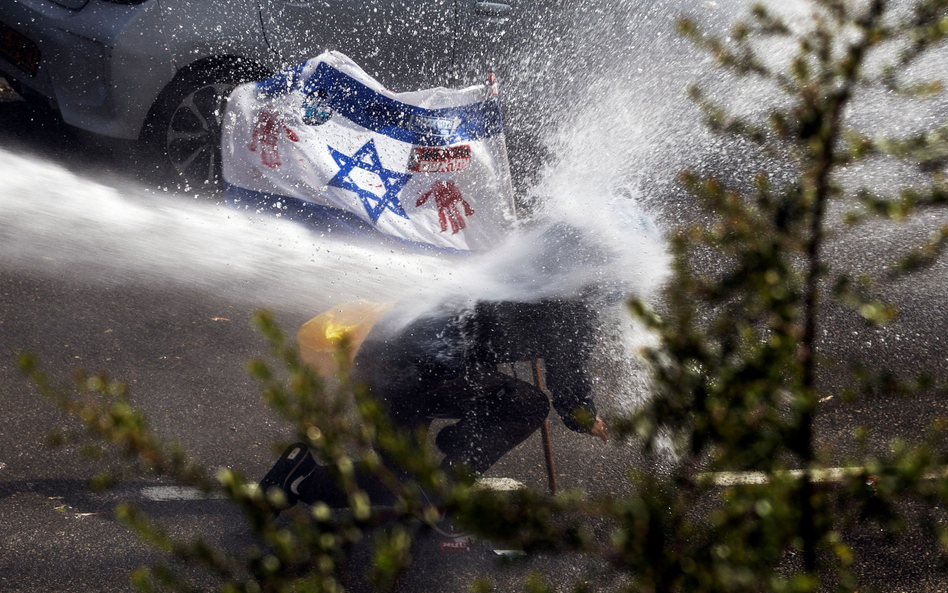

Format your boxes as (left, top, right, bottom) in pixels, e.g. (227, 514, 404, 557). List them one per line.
(144, 63, 265, 190)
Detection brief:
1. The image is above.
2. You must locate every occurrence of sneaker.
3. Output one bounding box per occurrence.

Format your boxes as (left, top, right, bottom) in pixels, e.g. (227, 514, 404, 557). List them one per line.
(259, 442, 317, 508)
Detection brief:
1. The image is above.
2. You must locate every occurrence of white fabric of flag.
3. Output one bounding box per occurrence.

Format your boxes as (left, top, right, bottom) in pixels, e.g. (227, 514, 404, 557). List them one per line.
(222, 51, 515, 252)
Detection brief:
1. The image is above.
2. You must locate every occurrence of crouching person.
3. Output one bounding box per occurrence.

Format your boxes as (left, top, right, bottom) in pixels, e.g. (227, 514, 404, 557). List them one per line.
(259, 297, 609, 512)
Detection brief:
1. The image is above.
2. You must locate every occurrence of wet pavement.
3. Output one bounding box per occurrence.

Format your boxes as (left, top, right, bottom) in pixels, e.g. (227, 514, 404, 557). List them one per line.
(3, 78, 948, 592)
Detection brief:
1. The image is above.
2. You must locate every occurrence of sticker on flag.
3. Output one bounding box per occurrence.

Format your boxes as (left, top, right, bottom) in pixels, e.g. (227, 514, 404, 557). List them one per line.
(222, 51, 515, 252)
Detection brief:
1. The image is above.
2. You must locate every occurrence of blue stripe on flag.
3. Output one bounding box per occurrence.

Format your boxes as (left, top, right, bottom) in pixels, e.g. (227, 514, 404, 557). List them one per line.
(223, 184, 473, 254)
(256, 62, 503, 147)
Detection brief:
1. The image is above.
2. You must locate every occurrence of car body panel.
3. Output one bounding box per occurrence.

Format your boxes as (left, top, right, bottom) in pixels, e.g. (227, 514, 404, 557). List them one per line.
(156, 0, 276, 74)
(0, 0, 174, 139)
(48, 0, 91, 9)
(453, 0, 564, 87)
(454, 0, 515, 84)
(257, 0, 456, 91)
(0, 0, 538, 143)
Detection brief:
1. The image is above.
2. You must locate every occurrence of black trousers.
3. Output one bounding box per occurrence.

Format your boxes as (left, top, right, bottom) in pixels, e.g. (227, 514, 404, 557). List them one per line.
(297, 368, 550, 507)
(391, 367, 550, 475)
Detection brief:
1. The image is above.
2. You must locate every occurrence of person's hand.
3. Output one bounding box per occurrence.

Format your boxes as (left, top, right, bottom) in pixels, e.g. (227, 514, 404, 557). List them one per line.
(590, 416, 609, 444)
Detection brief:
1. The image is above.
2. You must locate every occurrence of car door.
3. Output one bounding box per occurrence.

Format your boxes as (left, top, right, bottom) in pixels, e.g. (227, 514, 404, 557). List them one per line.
(453, 0, 564, 86)
(453, 0, 522, 86)
(257, 0, 456, 91)
(454, 0, 512, 78)
(157, 0, 273, 71)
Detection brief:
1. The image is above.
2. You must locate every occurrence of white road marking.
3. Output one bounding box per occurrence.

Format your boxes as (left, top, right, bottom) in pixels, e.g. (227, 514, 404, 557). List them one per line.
(140, 486, 227, 501)
(141, 477, 525, 502)
(472, 477, 526, 492)
(141, 468, 948, 501)
(699, 466, 948, 486)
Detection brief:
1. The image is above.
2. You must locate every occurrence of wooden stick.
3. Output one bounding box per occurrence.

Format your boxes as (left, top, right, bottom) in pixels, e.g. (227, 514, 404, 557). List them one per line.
(492, 73, 555, 495)
(532, 359, 558, 495)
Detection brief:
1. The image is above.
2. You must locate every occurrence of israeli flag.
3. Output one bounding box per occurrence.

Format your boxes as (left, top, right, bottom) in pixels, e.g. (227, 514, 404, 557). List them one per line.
(222, 51, 515, 252)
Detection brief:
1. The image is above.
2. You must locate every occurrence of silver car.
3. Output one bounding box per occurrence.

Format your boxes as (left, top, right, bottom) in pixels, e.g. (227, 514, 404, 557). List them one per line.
(0, 0, 521, 185)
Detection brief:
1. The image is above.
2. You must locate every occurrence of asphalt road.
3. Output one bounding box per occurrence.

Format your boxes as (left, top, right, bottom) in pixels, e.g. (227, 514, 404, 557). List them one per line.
(0, 91, 646, 592)
(2, 80, 948, 592)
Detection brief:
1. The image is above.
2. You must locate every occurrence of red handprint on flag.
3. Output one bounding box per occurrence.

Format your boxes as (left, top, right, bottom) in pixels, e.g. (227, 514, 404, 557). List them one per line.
(416, 180, 474, 234)
(248, 107, 299, 168)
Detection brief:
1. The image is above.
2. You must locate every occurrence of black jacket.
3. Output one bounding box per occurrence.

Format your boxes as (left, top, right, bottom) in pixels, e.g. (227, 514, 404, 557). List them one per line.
(353, 298, 598, 432)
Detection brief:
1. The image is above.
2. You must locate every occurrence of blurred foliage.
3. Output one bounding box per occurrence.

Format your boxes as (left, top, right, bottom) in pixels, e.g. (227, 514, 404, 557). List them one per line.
(17, 0, 948, 591)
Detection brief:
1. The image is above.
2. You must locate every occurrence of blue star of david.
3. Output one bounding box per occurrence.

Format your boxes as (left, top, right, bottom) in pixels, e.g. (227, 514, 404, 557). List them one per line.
(327, 139, 411, 223)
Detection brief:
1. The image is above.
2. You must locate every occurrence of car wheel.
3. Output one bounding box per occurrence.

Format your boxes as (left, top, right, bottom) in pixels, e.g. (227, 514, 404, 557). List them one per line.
(163, 81, 234, 188)
(145, 64, 265, 190)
